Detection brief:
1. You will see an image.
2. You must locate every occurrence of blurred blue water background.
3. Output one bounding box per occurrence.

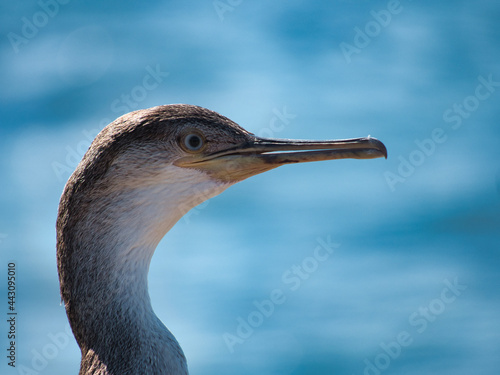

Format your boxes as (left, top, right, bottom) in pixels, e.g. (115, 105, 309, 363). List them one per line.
(1, 1, 499, 374)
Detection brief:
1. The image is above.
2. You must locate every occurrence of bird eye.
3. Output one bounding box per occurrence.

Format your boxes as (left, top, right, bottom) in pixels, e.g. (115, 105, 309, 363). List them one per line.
(181, 132, 205, 152)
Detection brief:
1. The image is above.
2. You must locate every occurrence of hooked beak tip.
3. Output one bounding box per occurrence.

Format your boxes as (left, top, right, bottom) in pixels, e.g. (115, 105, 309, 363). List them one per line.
(366, 136, 388, 159)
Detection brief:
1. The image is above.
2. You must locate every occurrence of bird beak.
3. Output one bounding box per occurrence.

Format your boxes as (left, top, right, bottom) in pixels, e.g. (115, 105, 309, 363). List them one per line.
(174, 136, 387, 183)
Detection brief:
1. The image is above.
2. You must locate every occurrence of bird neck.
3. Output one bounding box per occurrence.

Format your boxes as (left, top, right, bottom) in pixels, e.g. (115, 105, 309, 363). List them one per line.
(58, 166, 231, 374)
(72, 239, 187, 375)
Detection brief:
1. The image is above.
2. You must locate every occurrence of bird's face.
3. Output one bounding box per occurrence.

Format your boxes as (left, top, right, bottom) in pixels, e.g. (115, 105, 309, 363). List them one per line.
(170, 116, 387, 184)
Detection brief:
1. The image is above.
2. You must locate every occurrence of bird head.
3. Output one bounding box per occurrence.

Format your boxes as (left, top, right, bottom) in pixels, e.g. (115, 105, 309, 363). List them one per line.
(92, 104, 386, 184)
